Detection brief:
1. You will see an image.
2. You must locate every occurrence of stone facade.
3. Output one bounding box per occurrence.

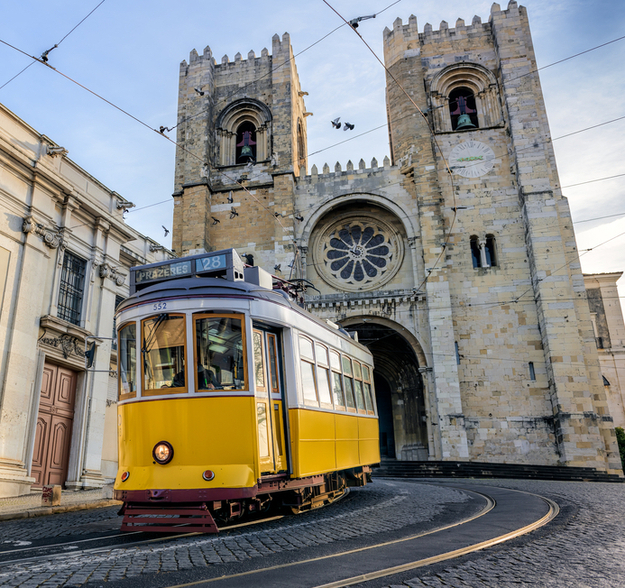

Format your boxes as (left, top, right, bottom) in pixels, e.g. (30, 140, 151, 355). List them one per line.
(171, 3, 622, 473)
(584, 273, 625, 429)
(0, 102, 173, 497)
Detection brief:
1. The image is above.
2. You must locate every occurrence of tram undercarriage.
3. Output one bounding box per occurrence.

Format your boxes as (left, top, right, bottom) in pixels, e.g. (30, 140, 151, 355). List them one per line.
(118, 466, 371, 533)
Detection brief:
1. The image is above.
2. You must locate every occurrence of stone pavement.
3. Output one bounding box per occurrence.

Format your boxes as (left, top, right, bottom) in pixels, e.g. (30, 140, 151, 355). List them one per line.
(373, 478, 625, 588)
(0, 478, 623, 587)
(0, 487, 119, 522)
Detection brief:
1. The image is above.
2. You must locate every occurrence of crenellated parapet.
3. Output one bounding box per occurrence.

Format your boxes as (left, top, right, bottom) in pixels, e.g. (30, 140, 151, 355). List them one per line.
(297, 156, 392, 184)
(383, 1, 521, 69)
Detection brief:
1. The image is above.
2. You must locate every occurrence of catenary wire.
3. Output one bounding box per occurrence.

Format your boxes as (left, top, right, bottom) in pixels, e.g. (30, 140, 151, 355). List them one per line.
(0, 0, 107, 91)
(1, 9, 622, 246)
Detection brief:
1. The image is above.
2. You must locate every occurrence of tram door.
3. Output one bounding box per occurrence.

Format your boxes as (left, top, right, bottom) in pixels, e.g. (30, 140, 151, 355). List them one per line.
(252, 328, 287, 474)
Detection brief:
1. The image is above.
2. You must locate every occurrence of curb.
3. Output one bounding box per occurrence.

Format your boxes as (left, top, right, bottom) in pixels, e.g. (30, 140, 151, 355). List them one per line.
(0, 499, 122, 522)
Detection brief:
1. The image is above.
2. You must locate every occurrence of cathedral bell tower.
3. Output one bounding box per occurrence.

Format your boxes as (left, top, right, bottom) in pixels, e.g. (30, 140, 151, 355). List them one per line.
(172, 33, 308, 264)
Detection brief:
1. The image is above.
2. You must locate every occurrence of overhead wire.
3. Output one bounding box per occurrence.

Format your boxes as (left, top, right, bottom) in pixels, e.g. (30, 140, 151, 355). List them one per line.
(1, 5, 623, 253)
(0, 0, 107, 92)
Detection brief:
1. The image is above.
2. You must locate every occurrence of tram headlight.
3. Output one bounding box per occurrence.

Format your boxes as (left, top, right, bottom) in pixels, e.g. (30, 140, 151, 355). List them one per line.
(153, 441, 174, 464)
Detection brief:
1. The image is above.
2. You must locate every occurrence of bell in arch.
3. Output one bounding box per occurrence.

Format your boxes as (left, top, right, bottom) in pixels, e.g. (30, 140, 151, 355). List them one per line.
(236, 130, 257, 162)
(450, 92, 478, 131)
(455, 113, 476, 130)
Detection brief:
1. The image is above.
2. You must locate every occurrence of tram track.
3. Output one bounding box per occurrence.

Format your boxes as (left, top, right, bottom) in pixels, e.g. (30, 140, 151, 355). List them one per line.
(0, 486, 352, 567)
(155, 484, 558, 588)
(0, 514, 285, 568)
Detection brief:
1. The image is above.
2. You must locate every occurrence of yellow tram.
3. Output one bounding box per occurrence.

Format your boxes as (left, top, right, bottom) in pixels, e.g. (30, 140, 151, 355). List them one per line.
(114, 249, 379, 532)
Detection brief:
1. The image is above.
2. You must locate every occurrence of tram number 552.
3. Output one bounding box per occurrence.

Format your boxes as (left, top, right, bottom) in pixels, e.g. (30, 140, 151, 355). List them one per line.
(153, 302, 167, 311)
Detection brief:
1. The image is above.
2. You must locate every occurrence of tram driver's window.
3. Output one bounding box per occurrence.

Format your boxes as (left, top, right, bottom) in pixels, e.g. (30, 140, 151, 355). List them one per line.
(142, 314, 186, 395)
(118, 323, 137, 400)
(195, 315, 246, 391)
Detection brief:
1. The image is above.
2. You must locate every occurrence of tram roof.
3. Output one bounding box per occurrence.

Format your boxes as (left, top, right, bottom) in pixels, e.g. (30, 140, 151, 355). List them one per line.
(116, 276, 369, 352)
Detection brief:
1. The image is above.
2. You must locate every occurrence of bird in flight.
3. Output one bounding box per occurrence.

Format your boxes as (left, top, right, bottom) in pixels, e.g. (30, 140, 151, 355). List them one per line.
(331, 117, 341, 129)
(162, 226, 170, 237)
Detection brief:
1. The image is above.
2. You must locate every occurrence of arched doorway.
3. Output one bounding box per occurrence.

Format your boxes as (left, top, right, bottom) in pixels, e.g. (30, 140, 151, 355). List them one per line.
(342, 320, 429, 461)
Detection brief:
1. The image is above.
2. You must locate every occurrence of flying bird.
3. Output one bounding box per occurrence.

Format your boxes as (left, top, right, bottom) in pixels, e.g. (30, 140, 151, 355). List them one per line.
(194, 87, 205, 96)
(212, 217, 220, 225)
(331, 117, 341, 129)
(343, 122, 355, 131)
(162, 226, 169, 236)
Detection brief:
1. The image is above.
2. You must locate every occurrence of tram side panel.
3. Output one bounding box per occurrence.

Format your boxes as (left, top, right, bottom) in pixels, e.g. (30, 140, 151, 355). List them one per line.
(116, 396, 259, 492)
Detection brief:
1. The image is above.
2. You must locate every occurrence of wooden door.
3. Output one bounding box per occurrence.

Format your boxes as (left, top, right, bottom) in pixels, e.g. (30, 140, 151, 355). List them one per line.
(31, 363, 77, 487)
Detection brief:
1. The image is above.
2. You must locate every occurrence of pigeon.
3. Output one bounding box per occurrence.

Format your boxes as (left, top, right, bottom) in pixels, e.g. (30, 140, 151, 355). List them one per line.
(162, 226, 169, 237)
(343, 122, 355, 131)
(194, 88, 205, 96)
(331, 117, 342, 129)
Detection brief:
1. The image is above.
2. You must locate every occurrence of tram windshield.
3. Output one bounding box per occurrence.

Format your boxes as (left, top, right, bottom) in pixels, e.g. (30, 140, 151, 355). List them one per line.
(195, 315, 246, 391)
(142, 314, 187, 394)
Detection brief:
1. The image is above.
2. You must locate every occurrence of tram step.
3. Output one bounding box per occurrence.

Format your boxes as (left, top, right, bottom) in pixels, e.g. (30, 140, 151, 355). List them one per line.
(120, 504, 219, 533)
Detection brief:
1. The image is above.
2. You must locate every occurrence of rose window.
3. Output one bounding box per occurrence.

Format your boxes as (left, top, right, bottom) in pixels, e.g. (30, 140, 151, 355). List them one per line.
(315, 216, 403, 292)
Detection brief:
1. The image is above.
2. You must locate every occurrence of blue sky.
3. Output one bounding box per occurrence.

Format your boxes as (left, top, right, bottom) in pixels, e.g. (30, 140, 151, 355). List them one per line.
(1, 0, 624, 295)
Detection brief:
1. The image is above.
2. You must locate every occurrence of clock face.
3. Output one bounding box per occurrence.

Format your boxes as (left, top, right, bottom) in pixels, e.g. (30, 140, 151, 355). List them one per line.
(449, 140, 496, 178)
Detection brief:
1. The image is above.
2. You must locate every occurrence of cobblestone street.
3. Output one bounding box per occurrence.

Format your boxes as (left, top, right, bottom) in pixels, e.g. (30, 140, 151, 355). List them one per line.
(0, 478, 623, 587)
(374, 479, 625, 588)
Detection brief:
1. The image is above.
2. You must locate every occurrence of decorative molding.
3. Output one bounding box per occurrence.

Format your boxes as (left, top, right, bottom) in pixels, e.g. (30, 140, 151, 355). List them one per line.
(38, 329, 86, 360)
(22, 215, 64, 249)
(98, 262, 126, 286)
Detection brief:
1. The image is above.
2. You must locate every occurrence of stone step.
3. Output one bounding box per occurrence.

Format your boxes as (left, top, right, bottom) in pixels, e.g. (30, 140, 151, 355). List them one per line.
(372, 461, 624, 483)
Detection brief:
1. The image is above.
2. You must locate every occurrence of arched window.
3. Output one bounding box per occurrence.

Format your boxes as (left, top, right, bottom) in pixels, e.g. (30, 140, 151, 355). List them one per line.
(430, 63, 503, 133)
(236, 121, 257, 163)
(484, 235, 497, 267)
(449, 87, 478, 131)
(470, 236, 481, 268)
(470, 234, 497, 269)
(216, 99, 272, 166)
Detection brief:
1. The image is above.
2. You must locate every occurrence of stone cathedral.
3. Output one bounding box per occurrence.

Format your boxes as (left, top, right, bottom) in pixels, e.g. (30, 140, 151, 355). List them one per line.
(171, 2, 622, 473)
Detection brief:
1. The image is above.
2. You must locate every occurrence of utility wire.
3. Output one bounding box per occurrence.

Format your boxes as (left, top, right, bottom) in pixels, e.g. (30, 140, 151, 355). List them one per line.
(0, 0, 107, 92)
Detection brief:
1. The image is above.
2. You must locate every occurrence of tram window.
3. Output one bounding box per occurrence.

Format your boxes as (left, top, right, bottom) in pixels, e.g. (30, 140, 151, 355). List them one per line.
(299, 336, 318, 406)
(118, 323, 137, 400)
(196, 315, 246, 391)
(253, 330, 267, 393)
(301, 360, 318, 406)
(330, 351, 345, 409)
(342, 356, 357, 411)
(267, 334, 279, 395)
(299, 336, 314, 360)
(352, 360, 366, 412)
(315, 344, 333, 407)
(142, 314, 187, 395)
(362, 365, 375, 414)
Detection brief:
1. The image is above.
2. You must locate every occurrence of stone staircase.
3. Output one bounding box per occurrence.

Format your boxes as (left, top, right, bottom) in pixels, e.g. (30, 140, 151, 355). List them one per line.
(372, 460, 624, 483)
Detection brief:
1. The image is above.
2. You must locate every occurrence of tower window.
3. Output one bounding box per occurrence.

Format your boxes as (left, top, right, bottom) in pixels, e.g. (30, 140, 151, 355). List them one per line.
(529, 362, 536, 381)
(449, 87, 479, 131)
(236, 121, 257, 163)
(484, 235, 497, 267)
(470, 236, 481, 268)
(470, 235, 497, 269)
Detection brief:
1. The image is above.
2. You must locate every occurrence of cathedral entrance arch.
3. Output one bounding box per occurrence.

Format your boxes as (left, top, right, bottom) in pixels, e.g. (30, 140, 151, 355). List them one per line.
(341, 318, 429, 461)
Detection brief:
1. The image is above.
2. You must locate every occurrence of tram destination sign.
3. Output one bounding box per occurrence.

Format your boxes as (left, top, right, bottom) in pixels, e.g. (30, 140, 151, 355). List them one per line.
(130, 249, 243, 294)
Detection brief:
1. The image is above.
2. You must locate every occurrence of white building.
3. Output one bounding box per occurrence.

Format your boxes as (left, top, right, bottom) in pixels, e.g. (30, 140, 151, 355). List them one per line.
(0, 102, 173, 497)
